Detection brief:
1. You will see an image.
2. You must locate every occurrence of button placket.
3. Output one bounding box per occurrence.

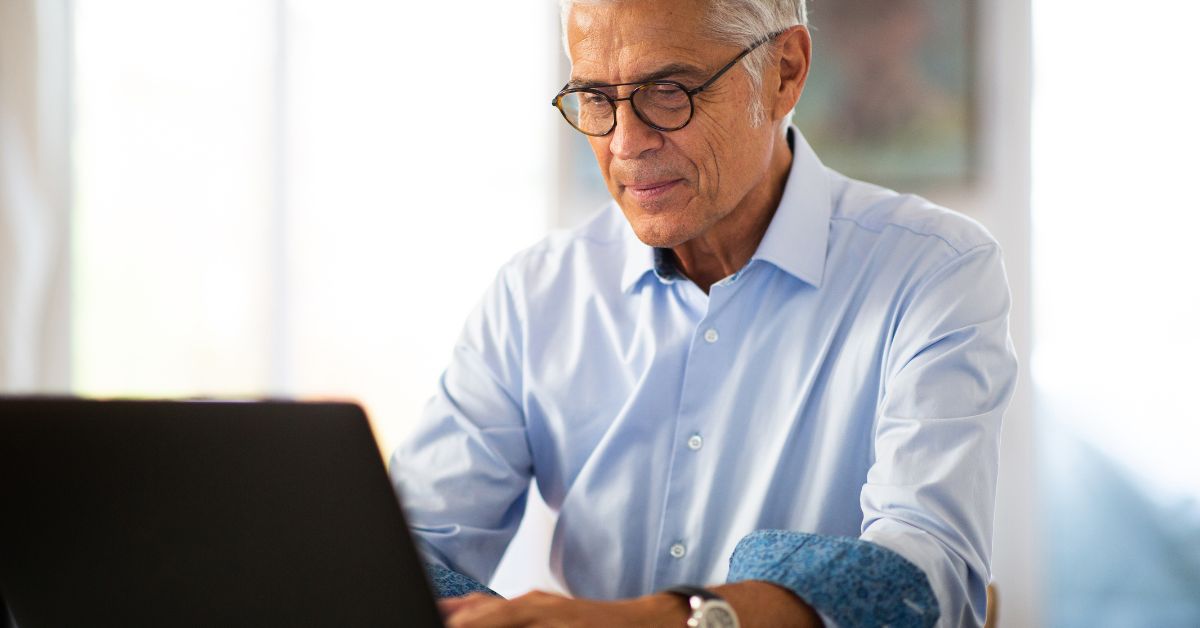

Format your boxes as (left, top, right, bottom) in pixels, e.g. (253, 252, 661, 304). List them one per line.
(655, 297, 734, 584)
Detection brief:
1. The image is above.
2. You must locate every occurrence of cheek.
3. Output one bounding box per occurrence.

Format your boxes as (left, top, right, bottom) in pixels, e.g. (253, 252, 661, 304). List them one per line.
(679, 130, 733, 203)
(687, 87, 762, 188)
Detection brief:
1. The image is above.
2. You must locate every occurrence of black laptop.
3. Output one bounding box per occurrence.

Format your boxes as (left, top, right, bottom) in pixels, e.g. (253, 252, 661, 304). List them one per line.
(0, 398, 444, 627)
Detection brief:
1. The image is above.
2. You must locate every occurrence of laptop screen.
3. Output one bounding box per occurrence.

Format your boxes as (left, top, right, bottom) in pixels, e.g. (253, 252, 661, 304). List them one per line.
(0, 399, 443, 628)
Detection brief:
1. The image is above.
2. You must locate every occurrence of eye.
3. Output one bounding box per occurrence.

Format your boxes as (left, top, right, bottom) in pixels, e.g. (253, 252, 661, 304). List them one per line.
(640, 85, 689, 109)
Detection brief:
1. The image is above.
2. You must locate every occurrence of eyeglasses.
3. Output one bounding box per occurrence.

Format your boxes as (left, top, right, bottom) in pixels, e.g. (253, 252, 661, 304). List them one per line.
(551, 30, 783, 137)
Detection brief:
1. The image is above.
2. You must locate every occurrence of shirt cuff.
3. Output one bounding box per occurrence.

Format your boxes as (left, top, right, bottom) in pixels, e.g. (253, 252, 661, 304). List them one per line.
(424, 562, 501, 599)
(726, 530, 939, 628)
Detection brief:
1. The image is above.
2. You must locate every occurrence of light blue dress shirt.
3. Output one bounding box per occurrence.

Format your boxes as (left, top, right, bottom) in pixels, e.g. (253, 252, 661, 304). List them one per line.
(391, 128, 1017, 627)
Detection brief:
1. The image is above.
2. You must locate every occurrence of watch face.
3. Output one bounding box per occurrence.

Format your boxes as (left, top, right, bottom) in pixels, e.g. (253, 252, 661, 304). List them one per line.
(700, 602, 738, 628)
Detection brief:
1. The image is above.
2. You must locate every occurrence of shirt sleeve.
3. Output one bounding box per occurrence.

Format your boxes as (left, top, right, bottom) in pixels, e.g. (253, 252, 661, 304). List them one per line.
(424, 562, 501, 598)
(864, 242, 1017, 626)
(729, 242, 1016, 628)
(389, 265, 533, 587)
(726, 530, 938, 627)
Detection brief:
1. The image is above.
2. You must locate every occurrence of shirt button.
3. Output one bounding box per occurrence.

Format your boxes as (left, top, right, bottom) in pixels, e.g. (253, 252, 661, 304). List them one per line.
(669, 543, 687, 559)
(687, 434, 703, 451)
(703, 328, 719, 344)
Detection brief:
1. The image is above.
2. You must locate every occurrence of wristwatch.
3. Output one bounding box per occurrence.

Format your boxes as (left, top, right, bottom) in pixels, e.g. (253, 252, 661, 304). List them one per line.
(662, 585, 740, 628)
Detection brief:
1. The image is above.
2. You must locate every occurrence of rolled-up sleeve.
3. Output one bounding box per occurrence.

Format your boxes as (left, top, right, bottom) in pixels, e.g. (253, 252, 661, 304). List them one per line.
(730, 242, 1016, 627)
(389, 265, 533, 587)
(727, 530, 939, 627)
(864, 242, 1017, 626)
(425, 562, 500, 599)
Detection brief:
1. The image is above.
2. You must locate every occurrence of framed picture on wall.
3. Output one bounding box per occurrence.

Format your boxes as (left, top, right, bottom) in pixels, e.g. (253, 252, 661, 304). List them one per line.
(794, 0, 976, 190)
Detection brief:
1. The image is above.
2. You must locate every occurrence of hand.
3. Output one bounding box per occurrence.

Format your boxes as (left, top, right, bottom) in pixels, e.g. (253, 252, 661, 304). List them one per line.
(439, 590, 685, 628)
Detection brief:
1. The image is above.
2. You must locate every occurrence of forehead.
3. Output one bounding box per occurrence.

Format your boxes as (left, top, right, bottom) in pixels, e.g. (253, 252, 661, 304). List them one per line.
(566, 0, 718, 85)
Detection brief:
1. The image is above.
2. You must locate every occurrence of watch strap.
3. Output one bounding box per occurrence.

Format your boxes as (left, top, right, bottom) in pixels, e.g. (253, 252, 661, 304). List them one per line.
(663, 585, 723, 602)
(662, 585, 739, 628)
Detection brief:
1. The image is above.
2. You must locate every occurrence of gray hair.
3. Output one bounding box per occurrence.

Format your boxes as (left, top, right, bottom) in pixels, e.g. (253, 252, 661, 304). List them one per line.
(558, 0, 807, 127)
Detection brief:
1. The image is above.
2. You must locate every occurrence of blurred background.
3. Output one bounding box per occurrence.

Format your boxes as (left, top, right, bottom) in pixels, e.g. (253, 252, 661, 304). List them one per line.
(1, 0, 1197, 625)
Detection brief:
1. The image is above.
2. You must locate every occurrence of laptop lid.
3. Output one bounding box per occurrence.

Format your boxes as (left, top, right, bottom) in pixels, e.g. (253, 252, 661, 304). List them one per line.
(0, 399, 443, 628)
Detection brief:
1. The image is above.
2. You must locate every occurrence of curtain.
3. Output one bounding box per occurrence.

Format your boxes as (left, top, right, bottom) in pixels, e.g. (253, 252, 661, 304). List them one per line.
(0, 0, 70, 393)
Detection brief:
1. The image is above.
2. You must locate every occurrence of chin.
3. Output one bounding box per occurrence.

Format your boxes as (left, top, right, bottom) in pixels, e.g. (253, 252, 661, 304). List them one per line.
(625, 211, 697, 249)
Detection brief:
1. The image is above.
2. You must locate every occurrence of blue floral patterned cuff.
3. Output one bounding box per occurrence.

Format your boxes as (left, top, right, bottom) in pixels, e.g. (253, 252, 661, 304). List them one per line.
(424, 562, 501, 599)
(726, 530, 939, 627)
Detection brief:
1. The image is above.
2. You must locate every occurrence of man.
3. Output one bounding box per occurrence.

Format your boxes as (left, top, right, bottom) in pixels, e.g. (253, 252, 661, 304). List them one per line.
(391, 0, 1017, 626)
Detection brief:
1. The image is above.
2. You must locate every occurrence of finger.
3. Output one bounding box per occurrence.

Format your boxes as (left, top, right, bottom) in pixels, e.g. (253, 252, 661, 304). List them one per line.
(445, 593, 558, 628)
(444, 596, 518, 628)
(439, 593, 495, 617)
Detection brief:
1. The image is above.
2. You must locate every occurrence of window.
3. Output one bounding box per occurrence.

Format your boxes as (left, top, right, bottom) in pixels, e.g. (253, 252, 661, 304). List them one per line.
(1033, 1, 1200, 623)
(71, 0, 555, 457)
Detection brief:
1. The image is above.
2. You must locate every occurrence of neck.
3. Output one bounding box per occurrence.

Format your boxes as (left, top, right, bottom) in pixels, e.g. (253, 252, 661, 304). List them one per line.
(671, 130, 794, 293)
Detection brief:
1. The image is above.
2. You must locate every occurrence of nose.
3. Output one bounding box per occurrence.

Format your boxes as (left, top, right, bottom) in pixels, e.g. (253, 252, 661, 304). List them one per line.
(607, 99, 663, 160)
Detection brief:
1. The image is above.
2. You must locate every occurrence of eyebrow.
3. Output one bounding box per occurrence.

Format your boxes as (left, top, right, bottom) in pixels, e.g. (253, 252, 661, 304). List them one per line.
(566, 62, 708, 89)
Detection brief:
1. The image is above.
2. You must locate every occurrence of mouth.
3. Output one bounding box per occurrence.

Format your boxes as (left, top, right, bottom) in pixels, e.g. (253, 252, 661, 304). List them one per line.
(623, 179, 684, 204)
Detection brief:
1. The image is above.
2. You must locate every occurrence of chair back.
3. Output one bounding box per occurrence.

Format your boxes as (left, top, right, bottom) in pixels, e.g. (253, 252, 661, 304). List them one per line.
(984, 583, 998, 628)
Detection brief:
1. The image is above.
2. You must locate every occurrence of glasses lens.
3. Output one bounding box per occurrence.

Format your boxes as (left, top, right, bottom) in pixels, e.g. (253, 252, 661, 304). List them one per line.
(632, 83, 691, 130)
(557, 91, 614, 136)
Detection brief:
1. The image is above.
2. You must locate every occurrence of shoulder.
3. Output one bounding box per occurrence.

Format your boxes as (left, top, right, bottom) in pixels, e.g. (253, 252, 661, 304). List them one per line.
(496, 203, 628, 298)
(826, 170, 998, 259)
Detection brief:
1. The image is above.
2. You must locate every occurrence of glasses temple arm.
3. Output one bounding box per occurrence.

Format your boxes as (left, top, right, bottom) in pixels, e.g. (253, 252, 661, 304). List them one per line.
(688, 30, 784, 96)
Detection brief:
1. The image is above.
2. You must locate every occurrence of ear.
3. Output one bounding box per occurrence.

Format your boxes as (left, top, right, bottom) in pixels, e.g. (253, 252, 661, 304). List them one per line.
(770, 26, 812, 123)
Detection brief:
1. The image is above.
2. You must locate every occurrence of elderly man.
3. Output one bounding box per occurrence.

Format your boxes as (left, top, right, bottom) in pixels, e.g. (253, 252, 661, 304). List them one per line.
(391, 0, 1016, 626)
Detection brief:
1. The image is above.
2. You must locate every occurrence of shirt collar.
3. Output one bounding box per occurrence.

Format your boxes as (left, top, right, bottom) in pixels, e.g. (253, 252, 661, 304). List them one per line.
(750, 125, 831, 288)
(620, 232, 675, 292)
(619, 125, 831, 292)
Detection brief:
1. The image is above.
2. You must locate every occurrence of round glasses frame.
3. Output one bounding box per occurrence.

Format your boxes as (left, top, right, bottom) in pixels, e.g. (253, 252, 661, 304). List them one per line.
(551, 30, 785, 137)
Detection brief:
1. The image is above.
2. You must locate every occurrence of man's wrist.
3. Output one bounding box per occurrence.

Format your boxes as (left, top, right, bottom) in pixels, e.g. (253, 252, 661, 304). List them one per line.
(661, 586, 741, 628)
(621, 582, 819, 628)
(622, 591, 691, 627)
(710, 581, 822, 628)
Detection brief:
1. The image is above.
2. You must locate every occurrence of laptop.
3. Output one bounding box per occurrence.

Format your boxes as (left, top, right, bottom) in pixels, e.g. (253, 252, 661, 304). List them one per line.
(0, 398, 444, 627)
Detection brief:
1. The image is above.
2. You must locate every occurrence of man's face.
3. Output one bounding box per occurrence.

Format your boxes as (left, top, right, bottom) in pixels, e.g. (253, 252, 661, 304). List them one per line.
(566, 0, 779, 248)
